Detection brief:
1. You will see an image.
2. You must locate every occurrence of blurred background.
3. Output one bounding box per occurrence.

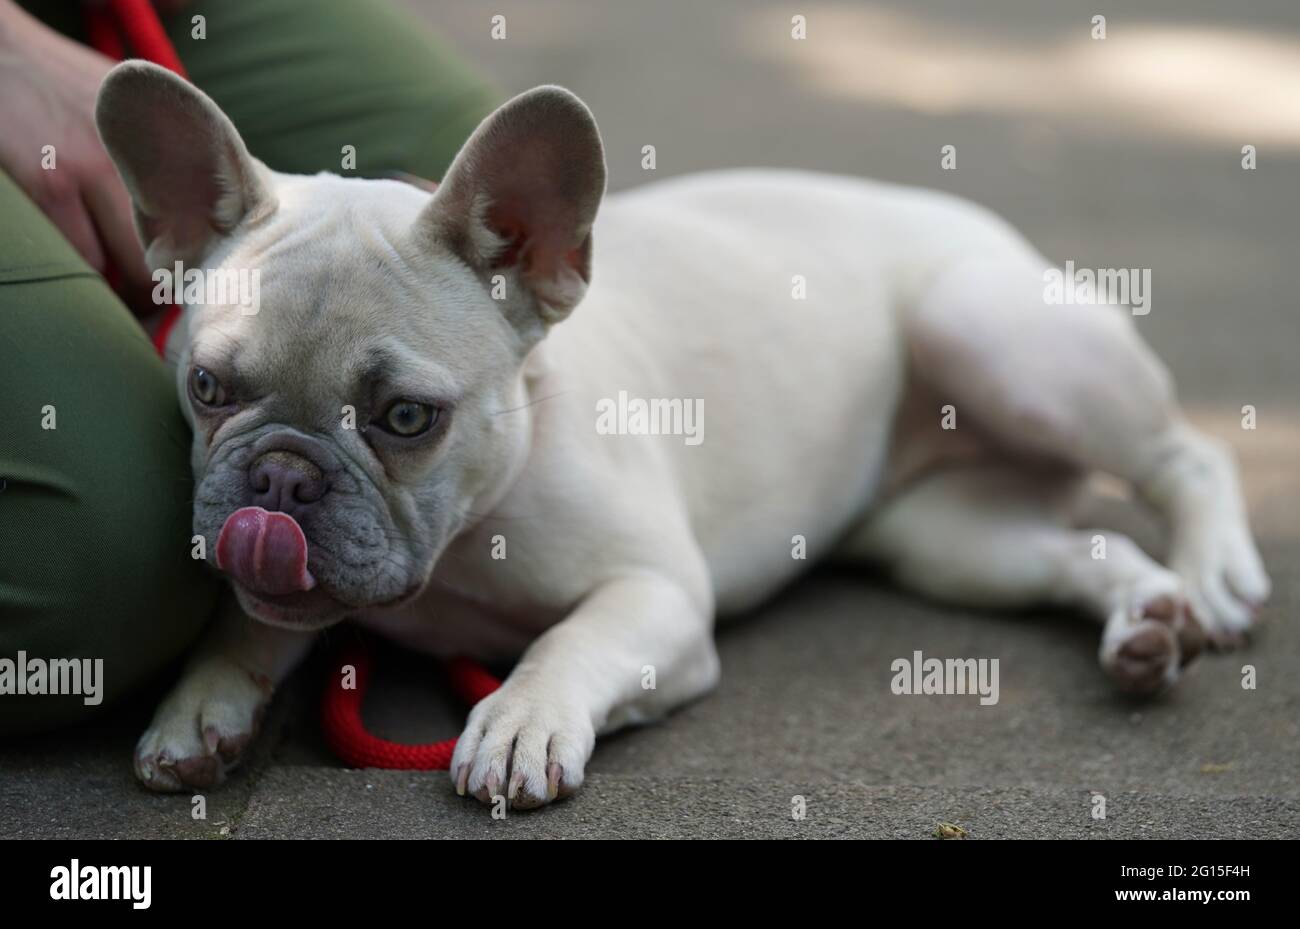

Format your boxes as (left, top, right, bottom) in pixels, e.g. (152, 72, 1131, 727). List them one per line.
(5, 0, 1297, 838)
(415, 0, 1299, 409)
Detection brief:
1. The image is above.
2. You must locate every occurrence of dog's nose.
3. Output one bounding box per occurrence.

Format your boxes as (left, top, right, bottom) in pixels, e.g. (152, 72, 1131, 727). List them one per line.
(249, 450, 328, 512)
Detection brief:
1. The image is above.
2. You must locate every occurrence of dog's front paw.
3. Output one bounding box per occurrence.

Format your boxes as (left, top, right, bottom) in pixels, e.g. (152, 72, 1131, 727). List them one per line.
(449, 680, 595, 811)
(134, 659, 270, 793)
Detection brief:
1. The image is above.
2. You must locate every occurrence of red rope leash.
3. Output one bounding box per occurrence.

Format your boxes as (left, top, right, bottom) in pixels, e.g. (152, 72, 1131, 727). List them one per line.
(321, 643, 501, 770)
(91, 0, 502, 770)
(88, 0, 188, 75)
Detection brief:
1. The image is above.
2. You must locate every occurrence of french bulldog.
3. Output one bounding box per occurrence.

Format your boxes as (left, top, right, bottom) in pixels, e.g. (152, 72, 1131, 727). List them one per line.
(95, 61, 1270, 809)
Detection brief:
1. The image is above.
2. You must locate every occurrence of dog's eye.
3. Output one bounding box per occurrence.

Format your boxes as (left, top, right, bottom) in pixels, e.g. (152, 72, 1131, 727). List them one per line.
(188, 366, 226, 407)
(377, 399, 437, 437)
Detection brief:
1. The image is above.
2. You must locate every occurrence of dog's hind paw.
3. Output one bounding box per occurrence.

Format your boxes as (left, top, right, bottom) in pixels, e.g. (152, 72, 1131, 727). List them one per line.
(1171, 526, 1270, 650)
(1100, 591, 1205, 695)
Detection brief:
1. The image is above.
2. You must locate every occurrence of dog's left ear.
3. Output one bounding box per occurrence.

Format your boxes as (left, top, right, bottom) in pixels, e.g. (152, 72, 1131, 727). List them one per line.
(419, 86, 606, 327)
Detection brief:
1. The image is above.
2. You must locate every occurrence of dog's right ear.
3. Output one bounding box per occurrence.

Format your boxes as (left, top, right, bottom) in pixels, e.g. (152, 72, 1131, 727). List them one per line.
(95, 61, 276, 270)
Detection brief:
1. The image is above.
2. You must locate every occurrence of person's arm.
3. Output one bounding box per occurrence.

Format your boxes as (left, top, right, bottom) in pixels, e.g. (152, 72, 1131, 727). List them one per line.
(0, 0, 151, 305)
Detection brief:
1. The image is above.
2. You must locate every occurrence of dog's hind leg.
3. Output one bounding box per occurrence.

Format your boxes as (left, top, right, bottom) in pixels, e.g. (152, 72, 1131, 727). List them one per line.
(903, 258, 1270, 647)
(841, 464, 1205, 693)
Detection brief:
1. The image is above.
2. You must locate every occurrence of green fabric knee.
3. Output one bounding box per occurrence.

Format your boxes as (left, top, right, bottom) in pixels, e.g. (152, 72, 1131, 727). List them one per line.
(162, 0, 498, 180)
(22, 0, 497, 180)
(0, 171, 219, 735)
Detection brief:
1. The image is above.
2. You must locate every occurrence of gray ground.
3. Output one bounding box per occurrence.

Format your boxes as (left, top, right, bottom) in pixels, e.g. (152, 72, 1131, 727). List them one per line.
(3, 0, 1298, 839)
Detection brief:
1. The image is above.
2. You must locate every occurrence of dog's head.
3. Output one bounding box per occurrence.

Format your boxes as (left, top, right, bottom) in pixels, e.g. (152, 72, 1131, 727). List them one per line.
(95, 62, 606, 629)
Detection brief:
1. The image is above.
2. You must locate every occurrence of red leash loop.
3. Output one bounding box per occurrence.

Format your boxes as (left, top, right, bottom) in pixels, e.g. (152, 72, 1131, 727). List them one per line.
(321, 643, 501, 770)
(92, 0, 503, 770)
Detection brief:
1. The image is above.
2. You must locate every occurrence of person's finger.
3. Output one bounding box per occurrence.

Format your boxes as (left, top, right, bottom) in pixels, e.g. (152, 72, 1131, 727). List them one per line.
(41, 190, 107, 274)
(83, 172, 151, 293)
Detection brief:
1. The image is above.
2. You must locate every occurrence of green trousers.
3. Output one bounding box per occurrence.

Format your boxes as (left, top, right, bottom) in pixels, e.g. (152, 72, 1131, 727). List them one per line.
(0, 0, 495, 734)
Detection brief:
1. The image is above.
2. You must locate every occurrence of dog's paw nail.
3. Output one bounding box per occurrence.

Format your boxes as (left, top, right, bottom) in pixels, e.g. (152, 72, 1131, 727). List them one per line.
(547, 762, 562, 801)
(203, 725, 221, 755)
(455, 764, 469, 797)
(486, 770, 501, 801)
(507, 770, 523, 802)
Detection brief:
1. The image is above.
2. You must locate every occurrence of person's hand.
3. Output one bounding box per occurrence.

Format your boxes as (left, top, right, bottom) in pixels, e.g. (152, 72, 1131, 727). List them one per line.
(0, 1, 152, 304)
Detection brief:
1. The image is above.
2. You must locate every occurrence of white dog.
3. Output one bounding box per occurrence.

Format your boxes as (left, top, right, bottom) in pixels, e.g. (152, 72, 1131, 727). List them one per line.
(96, 62, 1270, 809)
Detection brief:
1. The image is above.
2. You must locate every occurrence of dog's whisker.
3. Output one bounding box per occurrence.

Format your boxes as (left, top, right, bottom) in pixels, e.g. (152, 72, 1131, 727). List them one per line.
(490, 390, 569, 416)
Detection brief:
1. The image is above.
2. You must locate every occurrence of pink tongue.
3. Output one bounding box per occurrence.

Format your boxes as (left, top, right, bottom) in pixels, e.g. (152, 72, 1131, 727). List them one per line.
(215, 507, 316, 597)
